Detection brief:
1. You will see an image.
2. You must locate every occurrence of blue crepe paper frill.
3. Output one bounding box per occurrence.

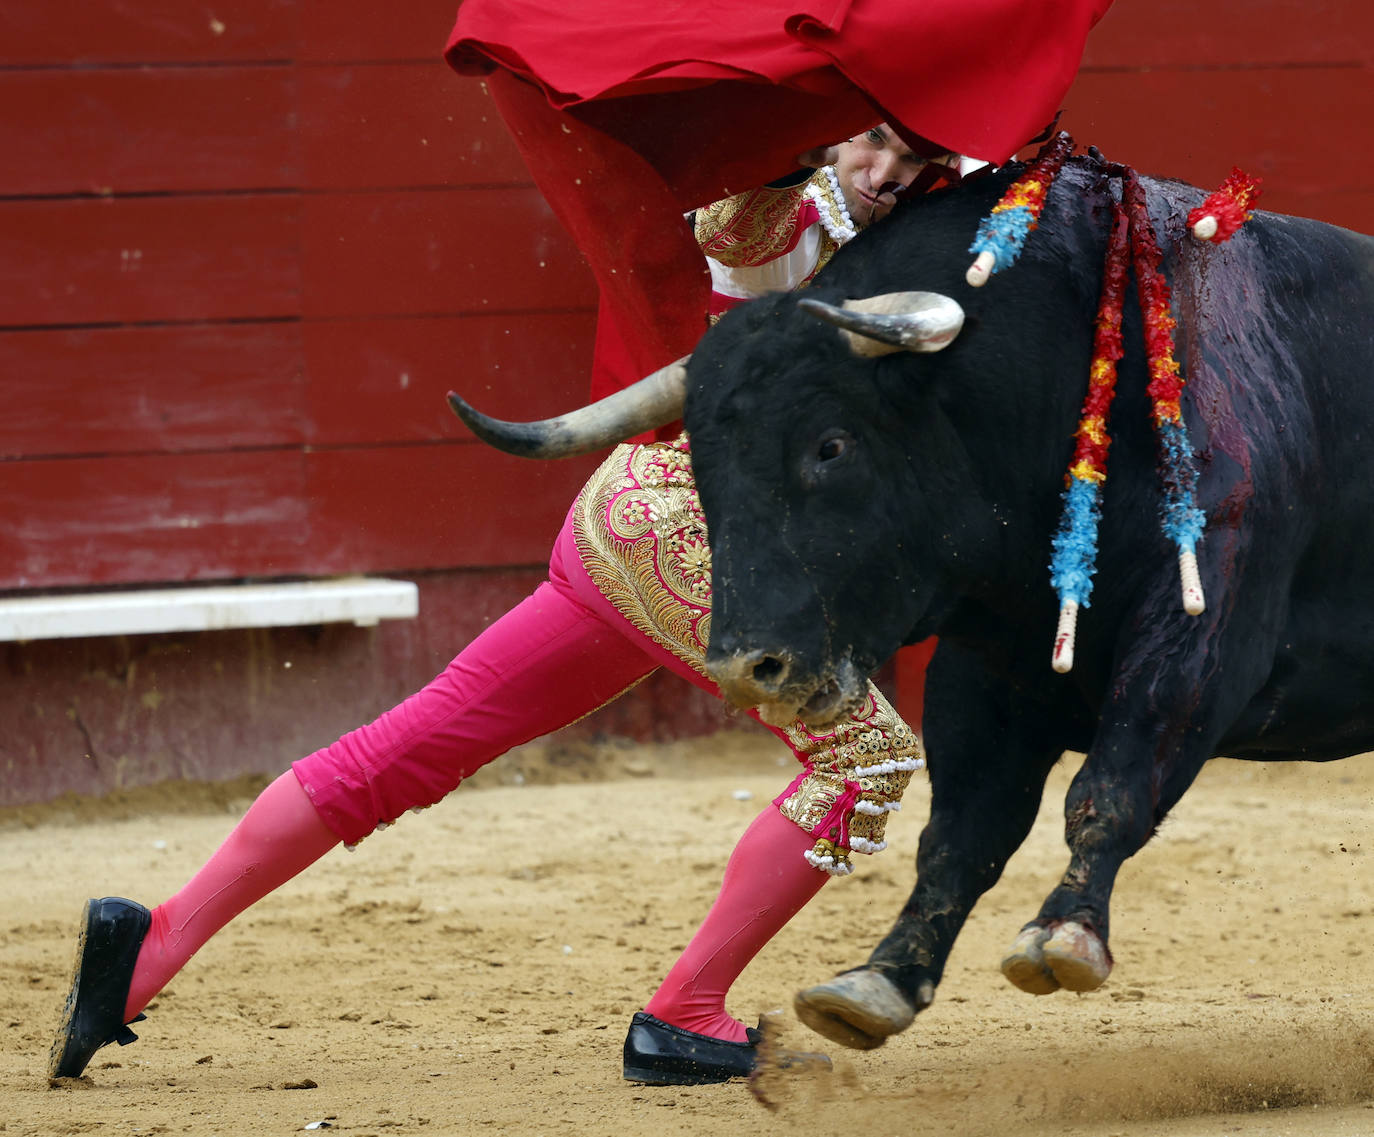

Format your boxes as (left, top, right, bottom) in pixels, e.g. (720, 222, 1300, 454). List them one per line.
(1050, 477, 1103, 608)
(968, 205, 1036, 275)
(1155, 419, 1206, 553)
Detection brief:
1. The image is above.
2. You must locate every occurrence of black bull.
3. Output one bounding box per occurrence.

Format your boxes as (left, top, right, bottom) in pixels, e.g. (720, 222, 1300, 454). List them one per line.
(452, 157, 1374, 1049)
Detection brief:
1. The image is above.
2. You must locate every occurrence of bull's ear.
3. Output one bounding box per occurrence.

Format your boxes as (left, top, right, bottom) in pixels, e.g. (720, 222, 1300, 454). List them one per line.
(798, 292, 965, 357)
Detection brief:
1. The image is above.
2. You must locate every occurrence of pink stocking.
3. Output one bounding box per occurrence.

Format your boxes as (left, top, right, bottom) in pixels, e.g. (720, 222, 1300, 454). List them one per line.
(643, 805, 828, 1042)
(122, 770, 337, 1021)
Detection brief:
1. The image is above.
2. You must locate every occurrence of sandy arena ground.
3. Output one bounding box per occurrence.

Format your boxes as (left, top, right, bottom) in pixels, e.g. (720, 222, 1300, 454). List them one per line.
(7, 732, 1374, 1137)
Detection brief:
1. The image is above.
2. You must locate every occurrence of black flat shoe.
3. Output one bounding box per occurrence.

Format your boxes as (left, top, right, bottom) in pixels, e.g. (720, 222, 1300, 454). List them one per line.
(622, 1011, 830, 1085)
(48, 897, 152, 1079)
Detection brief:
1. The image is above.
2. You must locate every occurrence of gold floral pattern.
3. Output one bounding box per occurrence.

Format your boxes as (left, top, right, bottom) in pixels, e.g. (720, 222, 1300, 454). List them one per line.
(694, 169, 842, 279)
(574, 435, 713, 670)
(573, 437, 926, 875)
(776, 685, 924, 874)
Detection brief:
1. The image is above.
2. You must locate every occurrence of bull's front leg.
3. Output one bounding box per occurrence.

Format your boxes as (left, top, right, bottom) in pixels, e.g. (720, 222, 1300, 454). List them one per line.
(998, 725, 1206, 998)
(795, 645, 1067, 1048)
(1001, 565, 1287, 998)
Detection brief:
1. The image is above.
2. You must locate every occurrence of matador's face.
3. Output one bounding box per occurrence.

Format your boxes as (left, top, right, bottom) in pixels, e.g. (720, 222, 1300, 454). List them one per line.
(833, 125, 956, 227)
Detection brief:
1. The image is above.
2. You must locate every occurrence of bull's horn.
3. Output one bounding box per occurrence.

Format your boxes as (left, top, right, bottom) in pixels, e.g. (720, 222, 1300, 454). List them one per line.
(799, 292, 965, 357)
(446, 356, 689, 459)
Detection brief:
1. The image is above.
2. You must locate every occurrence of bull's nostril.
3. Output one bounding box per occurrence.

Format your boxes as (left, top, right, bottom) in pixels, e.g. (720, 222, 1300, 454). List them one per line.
(752, 656, 786, 688)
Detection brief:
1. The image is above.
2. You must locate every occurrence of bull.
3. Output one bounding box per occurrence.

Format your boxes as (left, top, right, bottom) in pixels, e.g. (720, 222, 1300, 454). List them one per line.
(449, 153, 1374, 1050)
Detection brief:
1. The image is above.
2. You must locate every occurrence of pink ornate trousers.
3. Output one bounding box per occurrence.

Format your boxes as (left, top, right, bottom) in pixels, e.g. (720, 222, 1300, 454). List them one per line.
(294, 439, 924, 874)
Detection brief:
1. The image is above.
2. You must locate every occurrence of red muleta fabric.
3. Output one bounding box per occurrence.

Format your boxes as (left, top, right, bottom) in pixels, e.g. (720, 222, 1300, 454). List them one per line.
(445, 0, 1113, 400)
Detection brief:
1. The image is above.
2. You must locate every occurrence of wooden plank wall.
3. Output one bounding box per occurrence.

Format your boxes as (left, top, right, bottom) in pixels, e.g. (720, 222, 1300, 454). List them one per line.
(0, 2, 1369, 806)
(2, 2, 1369, 595)
(0, 0, 601, 590)
(1067, 1, 1371, 230)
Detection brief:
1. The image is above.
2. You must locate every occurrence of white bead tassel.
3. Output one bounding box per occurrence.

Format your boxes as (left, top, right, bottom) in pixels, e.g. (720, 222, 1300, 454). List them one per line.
(1052, 599, 1078, 674)
(1180, 550, 1206, 615)
(803, 848, 854, 876)
(853, 757, 926, 777)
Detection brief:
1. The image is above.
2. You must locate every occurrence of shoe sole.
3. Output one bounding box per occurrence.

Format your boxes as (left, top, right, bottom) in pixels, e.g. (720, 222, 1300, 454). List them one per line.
(622, 1064, 738, 1085)
(48, 900, 94, 1079)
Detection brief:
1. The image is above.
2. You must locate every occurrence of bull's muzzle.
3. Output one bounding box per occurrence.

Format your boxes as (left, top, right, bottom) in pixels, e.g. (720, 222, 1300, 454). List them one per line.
(709, 646, 792, 703)
(707, 648, 865, 728)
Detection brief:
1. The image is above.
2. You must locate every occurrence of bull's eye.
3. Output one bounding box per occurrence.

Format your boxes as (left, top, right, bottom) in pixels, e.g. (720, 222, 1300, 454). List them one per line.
(817, 432, 852, 462)
(802, 429, 856, 489)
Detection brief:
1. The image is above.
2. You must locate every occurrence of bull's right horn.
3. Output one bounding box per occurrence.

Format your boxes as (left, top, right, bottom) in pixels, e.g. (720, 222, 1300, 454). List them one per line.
(799, 292, 965, 357)
(447, 356, 689, 460)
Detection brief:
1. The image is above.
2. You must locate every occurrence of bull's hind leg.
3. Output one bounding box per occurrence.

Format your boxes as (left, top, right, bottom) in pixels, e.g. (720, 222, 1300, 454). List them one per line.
(795, 647, 1069, 1047)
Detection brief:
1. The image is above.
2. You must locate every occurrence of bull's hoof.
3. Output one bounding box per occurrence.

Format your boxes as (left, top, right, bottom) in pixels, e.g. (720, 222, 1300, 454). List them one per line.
(1042, 921, 1112, 991)
(1000, 926, 1061, 995)
(793, 969, 917, 1050)
(1001, 921, 1112, 995)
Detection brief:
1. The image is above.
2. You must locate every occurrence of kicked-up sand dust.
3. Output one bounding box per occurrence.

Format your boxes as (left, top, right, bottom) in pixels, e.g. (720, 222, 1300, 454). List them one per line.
(6, 732, 1374, 1136)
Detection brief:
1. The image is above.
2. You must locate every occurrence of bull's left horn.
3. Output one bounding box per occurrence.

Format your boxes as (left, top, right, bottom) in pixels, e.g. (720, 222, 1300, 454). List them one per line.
(447, 356, 688, 459)
(799, 292, 965, 357)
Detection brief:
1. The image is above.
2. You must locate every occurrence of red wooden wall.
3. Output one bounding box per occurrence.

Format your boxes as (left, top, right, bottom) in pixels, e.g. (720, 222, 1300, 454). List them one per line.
(0, 2, 1369, 806)
(0, 0, 602, 591)
(1065, 0, 1371, 231)
(2, 1, 1368, 594)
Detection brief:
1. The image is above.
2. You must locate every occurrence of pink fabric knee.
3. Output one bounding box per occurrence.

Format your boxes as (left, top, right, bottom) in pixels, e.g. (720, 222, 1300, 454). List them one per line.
(295, 530, 657, 845)
(293, 497, 795, 850)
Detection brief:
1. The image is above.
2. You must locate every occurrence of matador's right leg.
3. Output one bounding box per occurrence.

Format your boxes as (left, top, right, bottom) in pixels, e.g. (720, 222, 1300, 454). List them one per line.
(567, 436, 927, 879)
(563, 437, 926, 1082)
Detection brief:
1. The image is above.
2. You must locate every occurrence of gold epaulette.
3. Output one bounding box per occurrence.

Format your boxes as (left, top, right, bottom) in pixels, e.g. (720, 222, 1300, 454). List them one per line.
(695, 172, 828, 269)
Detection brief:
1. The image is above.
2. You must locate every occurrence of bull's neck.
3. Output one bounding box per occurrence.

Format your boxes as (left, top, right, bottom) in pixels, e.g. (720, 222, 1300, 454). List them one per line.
(919, 202, 1115, 625)
(949, 358, 1099, 599)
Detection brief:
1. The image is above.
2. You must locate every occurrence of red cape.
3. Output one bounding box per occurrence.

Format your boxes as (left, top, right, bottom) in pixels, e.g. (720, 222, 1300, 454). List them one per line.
(447, 0, 1111, 399)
